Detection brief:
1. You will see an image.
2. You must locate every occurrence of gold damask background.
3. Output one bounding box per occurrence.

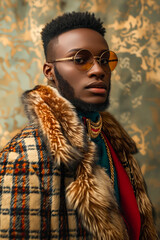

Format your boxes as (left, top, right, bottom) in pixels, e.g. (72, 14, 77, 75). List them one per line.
(0, 0, 160, 234)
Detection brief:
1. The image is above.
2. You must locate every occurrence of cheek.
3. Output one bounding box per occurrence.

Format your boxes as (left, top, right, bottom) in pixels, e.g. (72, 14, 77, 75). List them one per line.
(57, 63, 77, 77)
(56, 63, 83, 87)
(105, 72, 111, 87)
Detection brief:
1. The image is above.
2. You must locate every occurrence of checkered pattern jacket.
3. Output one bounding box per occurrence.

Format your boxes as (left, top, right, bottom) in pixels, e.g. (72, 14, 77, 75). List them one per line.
(0, 85, 157, 239)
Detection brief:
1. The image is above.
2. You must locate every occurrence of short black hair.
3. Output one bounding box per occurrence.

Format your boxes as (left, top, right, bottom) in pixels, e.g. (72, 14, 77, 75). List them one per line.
(41, 11, 106, 58)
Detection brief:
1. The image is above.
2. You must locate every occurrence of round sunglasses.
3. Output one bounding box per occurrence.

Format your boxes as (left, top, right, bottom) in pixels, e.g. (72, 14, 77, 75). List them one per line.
(48, 49, 118, 72)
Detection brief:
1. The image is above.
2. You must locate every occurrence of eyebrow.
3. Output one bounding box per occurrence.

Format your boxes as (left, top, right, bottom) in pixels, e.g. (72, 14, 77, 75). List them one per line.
(67, 48, 82, 53)
(67, 48, 109, 54)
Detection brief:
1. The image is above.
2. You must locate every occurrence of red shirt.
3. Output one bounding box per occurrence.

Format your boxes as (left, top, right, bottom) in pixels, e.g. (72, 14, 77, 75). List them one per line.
(103, 133, 141, 240)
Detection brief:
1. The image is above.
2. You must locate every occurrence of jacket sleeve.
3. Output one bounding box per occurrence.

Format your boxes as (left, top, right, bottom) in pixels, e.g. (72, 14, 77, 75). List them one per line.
(0, 149, 50, 239)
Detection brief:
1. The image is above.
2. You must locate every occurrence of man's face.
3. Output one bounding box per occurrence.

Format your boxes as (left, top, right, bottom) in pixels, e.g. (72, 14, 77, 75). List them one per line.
(44, 28, 111, 111)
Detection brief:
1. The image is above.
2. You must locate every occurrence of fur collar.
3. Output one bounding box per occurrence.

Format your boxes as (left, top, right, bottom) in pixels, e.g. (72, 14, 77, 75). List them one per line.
(101, 112, 137, 154)
(22, 85, 89, 168)
(22, 85, 137, 159)
(22, 84, 134, 239)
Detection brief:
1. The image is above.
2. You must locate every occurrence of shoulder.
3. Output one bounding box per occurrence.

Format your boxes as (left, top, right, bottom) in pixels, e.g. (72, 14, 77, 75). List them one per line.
(101, 111, 137, 154)
(0, 125, 47, 164)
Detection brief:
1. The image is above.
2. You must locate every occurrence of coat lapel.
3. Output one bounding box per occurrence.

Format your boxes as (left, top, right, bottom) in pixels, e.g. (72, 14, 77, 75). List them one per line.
(22, 85, 129, 239)
(22, 84, 158, 239)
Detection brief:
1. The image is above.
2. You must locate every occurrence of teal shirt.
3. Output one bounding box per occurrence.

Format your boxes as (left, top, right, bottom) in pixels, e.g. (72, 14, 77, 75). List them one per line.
(78, 111, 120, 204)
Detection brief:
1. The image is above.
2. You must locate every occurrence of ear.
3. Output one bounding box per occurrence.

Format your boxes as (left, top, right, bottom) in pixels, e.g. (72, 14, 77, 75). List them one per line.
(43, 63, 57, 87)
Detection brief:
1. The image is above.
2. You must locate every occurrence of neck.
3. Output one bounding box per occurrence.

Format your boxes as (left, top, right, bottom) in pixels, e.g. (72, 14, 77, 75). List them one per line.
(77, 109, 100, 122)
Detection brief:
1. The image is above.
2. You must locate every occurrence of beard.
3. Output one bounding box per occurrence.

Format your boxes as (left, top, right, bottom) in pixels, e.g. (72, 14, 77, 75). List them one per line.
(54, 66, 111, 112)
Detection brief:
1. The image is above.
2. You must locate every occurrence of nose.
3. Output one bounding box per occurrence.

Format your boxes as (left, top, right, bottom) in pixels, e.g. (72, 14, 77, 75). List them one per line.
(87, 59, 106, 80)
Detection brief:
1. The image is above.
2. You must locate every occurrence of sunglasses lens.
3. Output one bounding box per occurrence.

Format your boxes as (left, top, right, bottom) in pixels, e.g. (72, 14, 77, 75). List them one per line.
(101, 51, 118, 71)
(74, 50, 93, 71)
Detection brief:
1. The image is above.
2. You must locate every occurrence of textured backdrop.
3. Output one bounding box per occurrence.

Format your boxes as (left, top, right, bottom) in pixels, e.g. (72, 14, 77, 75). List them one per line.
(0, 0, 160, 234)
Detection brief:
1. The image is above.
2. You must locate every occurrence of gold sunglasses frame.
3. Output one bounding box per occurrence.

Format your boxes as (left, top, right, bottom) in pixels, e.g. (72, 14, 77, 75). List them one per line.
(48, 49, 118, 71)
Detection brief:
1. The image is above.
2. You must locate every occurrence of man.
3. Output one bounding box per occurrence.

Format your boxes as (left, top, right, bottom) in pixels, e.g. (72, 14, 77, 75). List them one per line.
(0, 12, 158, 239)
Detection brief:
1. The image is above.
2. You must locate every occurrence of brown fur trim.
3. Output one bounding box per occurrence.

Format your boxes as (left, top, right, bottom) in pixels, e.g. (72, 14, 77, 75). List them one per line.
(22, 85, 87, 168)
(22, 85, 129, 238)
(101, 112, 138, 154)
(33, 85, 88, 151)
(21, 84, 157, 238)
(66, 141, 129, 239)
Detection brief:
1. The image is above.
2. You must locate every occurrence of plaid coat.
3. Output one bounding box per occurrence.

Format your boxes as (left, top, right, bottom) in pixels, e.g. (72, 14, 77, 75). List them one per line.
(0, 85, 157, 239)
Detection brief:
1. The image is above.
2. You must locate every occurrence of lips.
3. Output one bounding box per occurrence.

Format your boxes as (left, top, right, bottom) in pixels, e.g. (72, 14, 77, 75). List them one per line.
(85, 81, 107, 94)
(86, 81, 107, 89)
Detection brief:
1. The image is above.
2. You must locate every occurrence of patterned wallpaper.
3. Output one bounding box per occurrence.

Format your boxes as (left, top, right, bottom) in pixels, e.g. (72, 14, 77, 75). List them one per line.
(0, 0, 160, 234)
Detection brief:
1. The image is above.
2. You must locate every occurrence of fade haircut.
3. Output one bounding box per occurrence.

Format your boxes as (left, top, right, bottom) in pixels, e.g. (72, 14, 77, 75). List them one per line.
(41, 11, 106, 58)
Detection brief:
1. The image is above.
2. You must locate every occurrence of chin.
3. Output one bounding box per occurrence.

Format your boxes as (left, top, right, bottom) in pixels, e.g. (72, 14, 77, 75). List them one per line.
(71, 97, 110, 112)
(85, 97, 107, 105)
